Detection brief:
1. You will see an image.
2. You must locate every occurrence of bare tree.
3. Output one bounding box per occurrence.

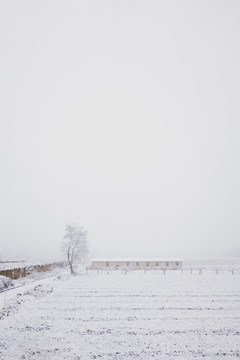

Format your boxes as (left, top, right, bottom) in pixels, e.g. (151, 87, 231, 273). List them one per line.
(62, 223, 88, 274)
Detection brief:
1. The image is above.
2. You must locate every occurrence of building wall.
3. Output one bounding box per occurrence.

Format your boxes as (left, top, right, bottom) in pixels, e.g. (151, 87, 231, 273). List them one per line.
(91, 260, 183, 270)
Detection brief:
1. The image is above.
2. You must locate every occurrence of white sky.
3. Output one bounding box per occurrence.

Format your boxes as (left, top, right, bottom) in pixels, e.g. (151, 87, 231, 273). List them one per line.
(0, 0, 240, 260)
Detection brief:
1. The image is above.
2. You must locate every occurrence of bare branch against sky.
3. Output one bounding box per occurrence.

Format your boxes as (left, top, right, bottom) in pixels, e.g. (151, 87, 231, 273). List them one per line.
(0, 0, 239, 261)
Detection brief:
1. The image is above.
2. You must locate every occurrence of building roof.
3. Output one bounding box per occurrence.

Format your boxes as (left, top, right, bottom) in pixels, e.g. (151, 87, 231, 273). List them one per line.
(91, 258, 182, 262)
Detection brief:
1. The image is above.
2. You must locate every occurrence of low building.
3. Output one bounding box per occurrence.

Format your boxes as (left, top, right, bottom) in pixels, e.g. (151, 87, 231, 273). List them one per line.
(90, 258, 183, 270)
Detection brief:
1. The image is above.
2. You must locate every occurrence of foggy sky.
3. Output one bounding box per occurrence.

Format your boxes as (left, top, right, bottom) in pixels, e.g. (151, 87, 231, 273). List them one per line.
(0, 0, 240, 261)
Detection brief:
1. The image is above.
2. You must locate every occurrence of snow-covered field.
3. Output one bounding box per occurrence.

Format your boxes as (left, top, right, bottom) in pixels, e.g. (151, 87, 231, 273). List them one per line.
(0, 260, 63, 271)
(0, 270, 240, 359)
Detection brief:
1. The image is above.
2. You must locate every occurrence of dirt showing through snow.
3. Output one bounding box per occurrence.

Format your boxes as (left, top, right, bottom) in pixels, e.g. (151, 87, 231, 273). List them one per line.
(0, 270, 239, 359)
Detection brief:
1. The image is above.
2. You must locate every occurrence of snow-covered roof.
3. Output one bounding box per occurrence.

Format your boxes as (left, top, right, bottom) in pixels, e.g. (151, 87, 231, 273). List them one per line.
(91, 258, 182, 262)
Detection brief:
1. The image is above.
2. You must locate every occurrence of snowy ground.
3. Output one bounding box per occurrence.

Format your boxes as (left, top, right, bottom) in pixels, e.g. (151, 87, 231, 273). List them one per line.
(0, 270, 240, 360)
(0, 260, 63, 271)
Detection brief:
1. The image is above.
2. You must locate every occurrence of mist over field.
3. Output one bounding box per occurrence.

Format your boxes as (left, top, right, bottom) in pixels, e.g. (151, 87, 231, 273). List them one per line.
(0, 1, 240, 263)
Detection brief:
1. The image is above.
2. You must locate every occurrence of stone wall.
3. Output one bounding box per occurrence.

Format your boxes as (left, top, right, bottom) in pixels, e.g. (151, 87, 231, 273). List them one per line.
(0, 262, 66, 279)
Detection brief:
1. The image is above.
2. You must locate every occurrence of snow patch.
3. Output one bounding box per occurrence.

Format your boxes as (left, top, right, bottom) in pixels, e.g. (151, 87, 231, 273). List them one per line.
(0, 284, 53, 320)
(0, 276, 14, 292)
